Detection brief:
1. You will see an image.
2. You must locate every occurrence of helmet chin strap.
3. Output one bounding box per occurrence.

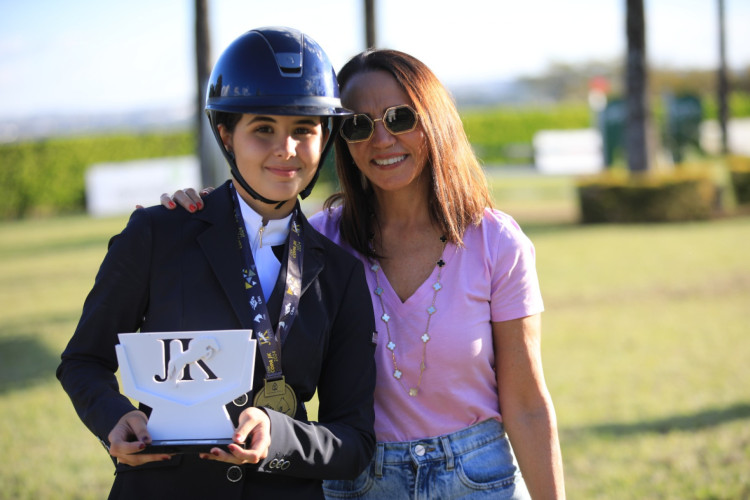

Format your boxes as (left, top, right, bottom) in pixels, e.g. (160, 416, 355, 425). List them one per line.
(225, 120, 334, 209)
(215, 116, 335, 210)
(229, 165, 287, 210)
(226, 152, 289, 210)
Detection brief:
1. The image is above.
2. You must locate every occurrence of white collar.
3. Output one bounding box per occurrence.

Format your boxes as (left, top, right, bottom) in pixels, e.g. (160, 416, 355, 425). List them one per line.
(237, 196, 293, 249)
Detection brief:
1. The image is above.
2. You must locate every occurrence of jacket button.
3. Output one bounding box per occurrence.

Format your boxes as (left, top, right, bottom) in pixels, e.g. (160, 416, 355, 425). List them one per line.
(227, 465, 242, 482)
(233, 394, 249, 406)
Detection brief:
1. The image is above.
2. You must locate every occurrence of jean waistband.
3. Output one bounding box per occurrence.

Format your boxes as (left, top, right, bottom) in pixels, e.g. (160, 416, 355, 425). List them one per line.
(373, 419, 505, 474)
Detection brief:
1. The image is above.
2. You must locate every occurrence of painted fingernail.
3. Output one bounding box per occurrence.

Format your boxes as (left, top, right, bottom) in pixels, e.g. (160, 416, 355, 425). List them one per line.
(168, 201, 176, 208)
(138, 442, 146, 450)
(196, 202, 203, 209)
(212, 450, 220, 456)
(189, 204, 196, 212)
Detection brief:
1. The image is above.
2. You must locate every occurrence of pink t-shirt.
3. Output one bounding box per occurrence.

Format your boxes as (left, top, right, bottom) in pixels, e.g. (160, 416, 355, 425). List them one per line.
(309, 207, 544, 442)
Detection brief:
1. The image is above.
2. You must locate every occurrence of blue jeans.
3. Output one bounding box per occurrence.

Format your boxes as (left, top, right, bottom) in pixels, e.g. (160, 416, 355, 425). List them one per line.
(324, 419, 530, 499)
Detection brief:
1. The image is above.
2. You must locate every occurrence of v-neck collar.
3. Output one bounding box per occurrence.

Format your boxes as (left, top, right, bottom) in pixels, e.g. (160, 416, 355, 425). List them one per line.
(370, 242, 456, 309)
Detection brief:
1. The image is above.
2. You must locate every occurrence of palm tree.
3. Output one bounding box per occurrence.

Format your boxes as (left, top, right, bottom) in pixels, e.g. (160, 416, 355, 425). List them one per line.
(364, 0, 376, 48)
(195, 0, 222, 186)
(717, 0, 729, 154)
(625, 0, 650, 172)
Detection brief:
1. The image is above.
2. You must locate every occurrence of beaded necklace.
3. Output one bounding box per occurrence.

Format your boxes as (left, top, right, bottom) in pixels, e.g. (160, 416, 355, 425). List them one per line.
(370, 235, 447, 397)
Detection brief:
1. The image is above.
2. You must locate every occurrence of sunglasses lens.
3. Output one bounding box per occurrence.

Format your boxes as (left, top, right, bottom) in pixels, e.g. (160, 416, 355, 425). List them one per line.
(340, 106, 418, 142)
(341, 114, 373, 142)
(384, 106, 418, 133)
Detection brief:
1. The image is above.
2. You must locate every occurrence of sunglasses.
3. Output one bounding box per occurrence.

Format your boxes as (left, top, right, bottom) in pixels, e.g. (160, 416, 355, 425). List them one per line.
(340, 105, 420, 143)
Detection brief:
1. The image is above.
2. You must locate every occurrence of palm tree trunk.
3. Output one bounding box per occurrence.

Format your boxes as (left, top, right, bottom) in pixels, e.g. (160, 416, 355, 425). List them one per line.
(364, 0, 376, 49)
(717, 0, 730, 154)
(625, 0, 650, 172)
(195, 0, 221, 186)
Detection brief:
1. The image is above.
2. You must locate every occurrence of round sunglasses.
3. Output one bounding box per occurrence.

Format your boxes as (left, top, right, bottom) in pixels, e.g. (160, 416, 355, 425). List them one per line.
(339, 105, 419, 143)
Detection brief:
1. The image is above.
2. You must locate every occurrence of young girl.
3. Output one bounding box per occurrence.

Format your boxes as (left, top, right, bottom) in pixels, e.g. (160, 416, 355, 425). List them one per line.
(57, 27, 376, 500)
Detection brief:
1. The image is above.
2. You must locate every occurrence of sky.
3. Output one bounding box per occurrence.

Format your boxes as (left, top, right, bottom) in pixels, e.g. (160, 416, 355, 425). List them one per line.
(1, 0, 749, 121)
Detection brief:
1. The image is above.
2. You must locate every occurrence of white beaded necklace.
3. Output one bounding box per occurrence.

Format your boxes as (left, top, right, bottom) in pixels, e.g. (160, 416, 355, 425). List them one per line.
(370, 235, 447, 397)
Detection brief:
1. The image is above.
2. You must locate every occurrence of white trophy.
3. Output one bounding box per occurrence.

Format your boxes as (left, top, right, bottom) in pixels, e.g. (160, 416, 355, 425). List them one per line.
(115, 330, 256, 453)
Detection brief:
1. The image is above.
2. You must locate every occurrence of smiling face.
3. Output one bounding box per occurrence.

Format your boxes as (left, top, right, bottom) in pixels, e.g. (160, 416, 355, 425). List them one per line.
(219, 113, 327, 218)
(341, 70, 429, 197)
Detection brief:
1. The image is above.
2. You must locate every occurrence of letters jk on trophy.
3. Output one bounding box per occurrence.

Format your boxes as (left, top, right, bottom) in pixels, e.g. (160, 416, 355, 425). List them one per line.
(115, 330, 256, 453)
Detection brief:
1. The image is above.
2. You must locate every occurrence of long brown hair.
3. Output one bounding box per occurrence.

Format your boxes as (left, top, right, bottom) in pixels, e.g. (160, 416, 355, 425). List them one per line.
(324, 49, 492, 257)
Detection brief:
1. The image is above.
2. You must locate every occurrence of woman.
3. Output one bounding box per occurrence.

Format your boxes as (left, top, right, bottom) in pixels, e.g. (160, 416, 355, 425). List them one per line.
(57, 27, 376, 500)
(169, 49, 565, 499)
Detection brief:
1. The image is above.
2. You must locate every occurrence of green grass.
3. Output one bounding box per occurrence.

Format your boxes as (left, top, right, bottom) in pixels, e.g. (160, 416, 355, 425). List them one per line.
(1, 182, 749, 499)
(530, 219, 750, 499)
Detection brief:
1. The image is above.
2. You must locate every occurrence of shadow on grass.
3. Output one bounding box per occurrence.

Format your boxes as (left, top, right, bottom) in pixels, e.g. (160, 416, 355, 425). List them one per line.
(0, 335, 61, 394)
(563, 402, 750, 439)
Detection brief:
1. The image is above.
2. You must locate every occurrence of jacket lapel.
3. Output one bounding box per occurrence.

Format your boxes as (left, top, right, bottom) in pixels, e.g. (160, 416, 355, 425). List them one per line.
(197, 190, 327, 335)
(196, 182, 253, 329)
(298, 212, 325, 296)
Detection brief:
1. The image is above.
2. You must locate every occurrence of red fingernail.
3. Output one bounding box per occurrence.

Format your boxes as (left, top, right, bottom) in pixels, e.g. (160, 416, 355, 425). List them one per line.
(138, 442, 146, 450)
(168, 201, 176, 208)
(189, 204, 196, 212)
(196, 202, 203, 209)
(212, 450, 220, 456)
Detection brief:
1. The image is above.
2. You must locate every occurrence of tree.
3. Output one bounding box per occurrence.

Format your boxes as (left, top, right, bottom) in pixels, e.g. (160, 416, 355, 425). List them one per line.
(717, 0, 730, 154)
(195, 0, 223, 186)
(625, 0, 650, 172)
(364, 0, 376, 48)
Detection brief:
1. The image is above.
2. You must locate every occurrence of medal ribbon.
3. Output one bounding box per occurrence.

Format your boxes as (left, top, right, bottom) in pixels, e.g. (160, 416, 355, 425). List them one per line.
(230, 185, 303, 382)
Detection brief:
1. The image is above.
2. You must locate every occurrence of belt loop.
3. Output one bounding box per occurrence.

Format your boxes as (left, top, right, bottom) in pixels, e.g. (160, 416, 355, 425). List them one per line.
(440, 436, 454, 471)
(374, 442, 385, 478)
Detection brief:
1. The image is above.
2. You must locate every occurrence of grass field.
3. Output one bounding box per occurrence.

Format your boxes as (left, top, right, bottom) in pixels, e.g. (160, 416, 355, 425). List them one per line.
(1, 176, 749, 499)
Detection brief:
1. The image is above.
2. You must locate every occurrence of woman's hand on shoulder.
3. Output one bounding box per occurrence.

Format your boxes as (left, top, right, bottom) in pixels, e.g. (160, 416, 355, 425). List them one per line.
(163, 187, 213, 212)
(107, 410, 172, 465)
(199, 407, 271, 465)
(135, 187, 213, 211)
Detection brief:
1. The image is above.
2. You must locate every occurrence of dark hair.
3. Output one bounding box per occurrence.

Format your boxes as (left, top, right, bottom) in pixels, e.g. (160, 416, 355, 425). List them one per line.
(213, 111, 242, 133)
(323, 49, 493, 258)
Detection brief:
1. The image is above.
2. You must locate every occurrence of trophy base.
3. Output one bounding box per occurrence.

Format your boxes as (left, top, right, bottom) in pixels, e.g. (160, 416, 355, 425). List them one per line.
(141, 438, 241, 454)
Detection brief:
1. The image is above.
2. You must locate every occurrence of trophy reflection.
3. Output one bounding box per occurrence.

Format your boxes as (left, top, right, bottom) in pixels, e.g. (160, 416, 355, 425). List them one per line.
(115, 330, 256, 452)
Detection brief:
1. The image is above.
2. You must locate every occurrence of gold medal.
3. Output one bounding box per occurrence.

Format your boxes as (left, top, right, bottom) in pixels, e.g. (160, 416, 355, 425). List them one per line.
(253, 377, 297, 417)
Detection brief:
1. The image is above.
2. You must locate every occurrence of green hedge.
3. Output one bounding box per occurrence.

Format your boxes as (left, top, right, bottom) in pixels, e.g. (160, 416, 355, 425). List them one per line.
(460, 92, 750, 166)
(727, 155, 750, 205)
(461, 103, 592, 164)
(702, 92, 750, 120)
(0, 132, 193, 219)
(3, 95, 749, 219)
(577, 170, 717, 223)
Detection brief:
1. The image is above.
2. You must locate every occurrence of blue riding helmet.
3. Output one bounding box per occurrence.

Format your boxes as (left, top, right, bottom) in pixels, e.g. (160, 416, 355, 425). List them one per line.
(206, 26, 351, 205)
